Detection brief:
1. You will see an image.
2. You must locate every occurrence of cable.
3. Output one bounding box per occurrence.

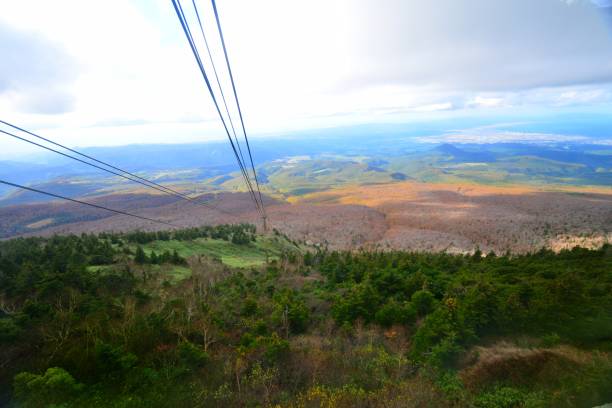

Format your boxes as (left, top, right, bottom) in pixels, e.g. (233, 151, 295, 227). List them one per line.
(191, 0, 252, 203)
(171, 0, 263, 218)
(0, 122, 236, 217)
(0, 179, 181, 228)
(211, 0, 267, 221)
(0, 120, 234, 216)
(175, 0, 262, 217)
(0, 120, 226, 212)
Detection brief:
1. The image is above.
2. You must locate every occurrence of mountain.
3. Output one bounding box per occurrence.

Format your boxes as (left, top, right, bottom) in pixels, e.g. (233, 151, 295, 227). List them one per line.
(433, 143, 497, 162)
(2, 135, 611, 207)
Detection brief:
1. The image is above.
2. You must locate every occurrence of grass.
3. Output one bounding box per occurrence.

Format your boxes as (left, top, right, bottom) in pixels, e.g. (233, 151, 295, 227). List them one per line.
(87, 263, 191, 283)
(140, 235, 298, 269)
(86, 235, 300, 284)
(163, 265, 191, 283)
(86, 265, 117, 273)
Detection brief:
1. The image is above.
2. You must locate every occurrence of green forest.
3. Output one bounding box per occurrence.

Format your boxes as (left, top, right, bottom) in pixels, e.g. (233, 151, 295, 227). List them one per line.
(0, 225, 610, 407)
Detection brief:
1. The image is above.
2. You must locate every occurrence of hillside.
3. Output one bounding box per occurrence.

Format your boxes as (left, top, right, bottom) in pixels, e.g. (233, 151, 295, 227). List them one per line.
(1, 227, 610, 407)
(2, 138, 611, 207)
(293, 181, 612, 253)
(2, 138, 609, 256)
(2, 182, 610, 255)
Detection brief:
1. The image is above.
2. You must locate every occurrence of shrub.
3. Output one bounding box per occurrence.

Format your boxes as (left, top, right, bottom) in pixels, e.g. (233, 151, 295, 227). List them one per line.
(134, 246, 148, 264)
(540, 333, 561, 348)
(262, 333, 290, 363)
(14, 367, 84, 407)
(411, 290, 436, 316)
(95, 342, 138, 379)
(0, 318, 21, 343)
(332, 284, 381, 324)
(374, 300, 417, 327)
(232, 231, 251, 245)
(178, 341, 209, 369)
(411, 306, 471, 367)
(273, 292, 310, 334)
(474, 387, 527, 408)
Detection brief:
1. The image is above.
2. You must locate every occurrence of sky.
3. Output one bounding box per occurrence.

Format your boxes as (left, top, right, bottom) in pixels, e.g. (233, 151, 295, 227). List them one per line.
(1, 0, 612, 157)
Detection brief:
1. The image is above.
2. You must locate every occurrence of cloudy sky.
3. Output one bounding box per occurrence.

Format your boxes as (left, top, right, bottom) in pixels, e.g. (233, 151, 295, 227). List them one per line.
(1, 0, 612, 156)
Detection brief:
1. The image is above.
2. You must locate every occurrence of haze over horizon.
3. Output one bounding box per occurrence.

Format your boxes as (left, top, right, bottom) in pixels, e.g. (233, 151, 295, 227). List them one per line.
(1, 0, 612, 158)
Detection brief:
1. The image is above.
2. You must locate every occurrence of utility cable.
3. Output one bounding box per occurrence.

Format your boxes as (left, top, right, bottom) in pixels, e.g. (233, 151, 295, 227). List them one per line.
(191, 0, 253, 205)
(0, 179, 182, 228)
(171, 0, 263, 218)
(0, 126, 235, 217)
(174, 0, 260, 214)
(211, 0, 267, 221)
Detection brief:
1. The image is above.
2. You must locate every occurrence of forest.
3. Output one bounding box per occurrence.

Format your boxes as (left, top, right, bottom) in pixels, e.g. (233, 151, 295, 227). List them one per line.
(0, 225, 610, 407)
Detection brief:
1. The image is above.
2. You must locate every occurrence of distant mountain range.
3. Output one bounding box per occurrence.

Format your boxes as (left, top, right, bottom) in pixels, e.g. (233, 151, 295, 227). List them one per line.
(1, 121, 611, 205)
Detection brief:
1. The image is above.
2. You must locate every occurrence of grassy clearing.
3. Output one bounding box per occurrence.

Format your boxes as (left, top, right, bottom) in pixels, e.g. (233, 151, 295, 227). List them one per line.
(163, 265, 191, 283)
(140, 235, 298, 269)
(86, 264, 190, 283)
(86, 265, 116, 274)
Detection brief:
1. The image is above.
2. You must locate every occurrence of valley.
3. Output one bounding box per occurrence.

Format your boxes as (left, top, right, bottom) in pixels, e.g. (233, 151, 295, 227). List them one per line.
(2, 180, 610, 255)
(2, 138, 610, 254)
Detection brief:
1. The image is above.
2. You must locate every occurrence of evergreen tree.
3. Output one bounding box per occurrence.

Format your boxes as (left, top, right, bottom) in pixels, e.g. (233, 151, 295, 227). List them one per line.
(134, 246, 148, 264)
(149, 251, 159, 265)
(172, 250, 185, 265)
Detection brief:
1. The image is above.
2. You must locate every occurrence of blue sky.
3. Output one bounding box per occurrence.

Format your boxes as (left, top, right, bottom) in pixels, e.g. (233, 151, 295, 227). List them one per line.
(1, 0, 611, 157)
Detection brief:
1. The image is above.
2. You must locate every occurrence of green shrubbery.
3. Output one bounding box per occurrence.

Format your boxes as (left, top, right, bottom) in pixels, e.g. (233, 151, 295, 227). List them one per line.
(0, 230, 610, 407)
(14, 367, 84, 407)
(0, 317, 21, 343)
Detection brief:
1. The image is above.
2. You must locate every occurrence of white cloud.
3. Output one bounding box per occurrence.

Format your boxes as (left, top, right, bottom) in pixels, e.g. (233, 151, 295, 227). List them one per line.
(419, 129, 605, 145)
(557, 89, 610, 104)
(0, 22, 78, 114)
(344, 0, 612, 90)
(413, 102, 455, 112)
(0, 0, 611, 154)
(467, 97, 506, 109)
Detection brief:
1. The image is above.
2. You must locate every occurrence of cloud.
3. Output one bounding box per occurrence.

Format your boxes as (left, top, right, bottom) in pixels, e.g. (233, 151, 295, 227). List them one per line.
(591, 0, 612, 7)
(1, 0, 611, 151)
(12, 88, 76, 114)
(419, 129, 599, 144)
(591, 0, 612, 31)
(0, 21, 78, 114)
(467, 97, 506, 109)
(413, 102, 455, 112)
(557, 89, 610, 105)
(342, 0, 612, 92)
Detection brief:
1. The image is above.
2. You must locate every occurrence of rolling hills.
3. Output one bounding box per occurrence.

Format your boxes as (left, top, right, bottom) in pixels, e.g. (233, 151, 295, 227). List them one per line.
(1, 130, 610, 254)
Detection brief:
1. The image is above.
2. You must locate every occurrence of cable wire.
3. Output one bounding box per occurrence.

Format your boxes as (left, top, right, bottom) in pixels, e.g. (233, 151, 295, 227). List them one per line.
(171, 0, 263, 218)
(174, 0, 259, 210)
(0, 121, 235, 217)
(176, 0, 262, 217)
(191, 0, 253, 204)
(211, 0, 267, 220)
(0, 179, 182, 228)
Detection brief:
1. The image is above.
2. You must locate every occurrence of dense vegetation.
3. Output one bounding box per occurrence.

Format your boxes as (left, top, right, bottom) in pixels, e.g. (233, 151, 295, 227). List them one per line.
(0, 225, 610, 407)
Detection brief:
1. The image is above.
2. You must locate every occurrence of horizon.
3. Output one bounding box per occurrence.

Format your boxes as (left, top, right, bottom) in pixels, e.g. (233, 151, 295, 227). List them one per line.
(3, 112, 612, 162)
(2, 0, 612, 157)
